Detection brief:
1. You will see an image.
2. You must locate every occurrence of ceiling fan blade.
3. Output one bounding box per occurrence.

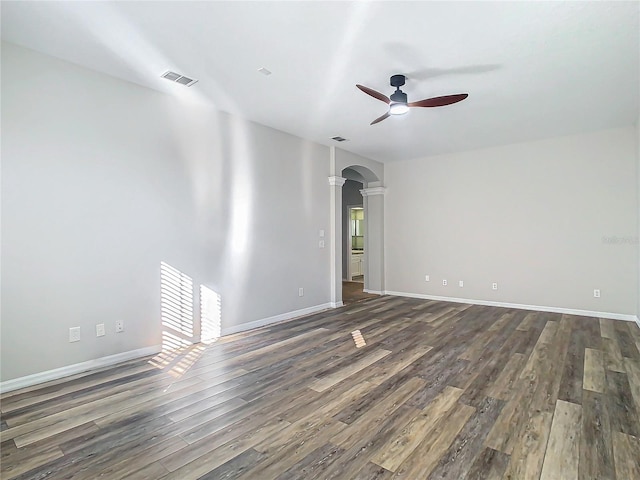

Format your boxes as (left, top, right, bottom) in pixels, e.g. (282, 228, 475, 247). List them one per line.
(357, 84, 391, 104)
(370, 112, 390, 125)
(408, 93, 468, 108)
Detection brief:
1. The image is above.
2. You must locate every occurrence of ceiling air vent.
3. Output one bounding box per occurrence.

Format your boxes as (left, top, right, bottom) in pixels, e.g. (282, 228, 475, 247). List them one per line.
(161, 71, 198, 87)
(331, 136, 348, 142)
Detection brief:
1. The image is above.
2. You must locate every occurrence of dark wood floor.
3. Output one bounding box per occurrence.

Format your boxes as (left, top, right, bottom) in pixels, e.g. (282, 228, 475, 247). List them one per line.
(342, 281, 377, 305)
(1, 296, 639, 479)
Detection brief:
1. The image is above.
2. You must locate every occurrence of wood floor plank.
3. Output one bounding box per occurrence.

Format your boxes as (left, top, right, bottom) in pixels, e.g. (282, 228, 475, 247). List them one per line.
(539, 399, 582, 480)
(237, 419, 345, 480)
(273, 442, 345, 480)
(1, 298, 638, 480)
(484, 320, 558, 454)
(623, 356, 640, 414)
(425, 396, 504, 480)
(583, 347, 605, 393)
(1, 390, 136, 447)
(0, 441, 64, 479)
(603, 337, 627, 373)
(487, 353, 526, 401)
(331, 377, 426, 450)
(0, 360, 158, 413)
(606, 369, 640, 437)
(197, 447, 266, 480)
(580, 390, 615, 480)
(612, 431, 640, 480)
(392, 402, 475, 479)
(348, 462, 394, 480)
(371, 385, 464, 472)
(516, 312, 538, 331)
(613, 322, 640, 359)
(464, 447, 510, 480)
(89, 376, 207, 428)
(458, 312, 515, 362)
(2, 368, 170, 428)
(557, 316, 587, 405)
(98, 436, 188, 480)
(160, 417, 290, 477)
(600, 318, 617, 340)
(501, 410, 553, 480)
(283, 381, 374, 424)
(319, 405, 418, 480)
(309, 348, 392, 392)
(359, 343, 433, 387)
(457, 318, 526, 407)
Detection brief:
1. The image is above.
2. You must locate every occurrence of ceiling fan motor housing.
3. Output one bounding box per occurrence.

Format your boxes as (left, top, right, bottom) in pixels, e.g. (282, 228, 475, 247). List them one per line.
(390, 90, 407, 103)
(390, 74, 406, 88)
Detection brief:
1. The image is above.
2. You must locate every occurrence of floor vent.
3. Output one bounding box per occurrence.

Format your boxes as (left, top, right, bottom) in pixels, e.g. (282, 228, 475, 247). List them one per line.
(161, 71, 198, 87)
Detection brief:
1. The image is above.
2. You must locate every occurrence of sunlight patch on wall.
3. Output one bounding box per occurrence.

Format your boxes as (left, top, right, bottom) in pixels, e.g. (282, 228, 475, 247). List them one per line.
(160, 262, 194, 351)
(151, 262, 208, 377)
(228, 116, 254, 258)
(200, 285, 222, 343)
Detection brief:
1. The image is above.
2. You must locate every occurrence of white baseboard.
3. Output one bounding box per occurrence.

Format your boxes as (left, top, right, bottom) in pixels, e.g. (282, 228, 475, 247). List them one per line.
(363, 289, 384, 295)
(0, 345, 162, 394)
(635, 316, 640, 330)
(330, 301, 344, 308)
(385, 290, 638, 322)
(221, 302, 333, 336)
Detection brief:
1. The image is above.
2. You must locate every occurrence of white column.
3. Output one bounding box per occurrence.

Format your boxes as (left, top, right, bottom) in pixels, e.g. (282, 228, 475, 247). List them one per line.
(329, 176, 346, 307)
(360, 186, 386, 294)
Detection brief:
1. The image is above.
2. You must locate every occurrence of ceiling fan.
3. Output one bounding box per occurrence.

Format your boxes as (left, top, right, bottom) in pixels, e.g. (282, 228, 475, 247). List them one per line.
(356, 74, 468, 125)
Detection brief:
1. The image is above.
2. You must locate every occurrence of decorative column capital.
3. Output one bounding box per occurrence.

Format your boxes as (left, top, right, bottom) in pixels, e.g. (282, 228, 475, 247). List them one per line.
(360, 186, 386, 197)
(328, 176, 347, 187)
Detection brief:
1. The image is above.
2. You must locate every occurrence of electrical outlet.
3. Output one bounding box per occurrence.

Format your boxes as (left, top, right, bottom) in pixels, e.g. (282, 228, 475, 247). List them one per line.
(594, 289, 600, 298)
(115, 320, 124, 333)
(442, 279, 447, 286)
(425, 275, 430, 282)
(492, 283, 498, 290)
(96, 323, 105, 337)
(459, 280, 464, 287)
(298, 287, 304, 297)
(69, 327, 81, 342)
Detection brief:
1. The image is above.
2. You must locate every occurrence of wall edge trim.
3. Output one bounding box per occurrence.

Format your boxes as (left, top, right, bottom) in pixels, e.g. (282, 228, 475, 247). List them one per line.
(220, 302, 333, 336)
(0, 345, 162, 394)
(384, 290, 638, 322)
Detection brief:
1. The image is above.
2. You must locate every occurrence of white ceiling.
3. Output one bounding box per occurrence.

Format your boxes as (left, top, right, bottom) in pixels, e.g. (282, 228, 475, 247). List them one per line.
(2, 1, 639, 163)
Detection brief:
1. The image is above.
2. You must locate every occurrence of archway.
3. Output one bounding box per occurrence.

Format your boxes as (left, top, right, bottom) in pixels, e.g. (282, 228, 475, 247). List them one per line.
(328, 151, 385, 307)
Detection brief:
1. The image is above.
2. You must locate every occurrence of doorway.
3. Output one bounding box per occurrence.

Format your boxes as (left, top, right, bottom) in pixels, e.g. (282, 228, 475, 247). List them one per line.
(348, 205, 364, 283)
(341, 175, 377, 305)
(329, 157, 385, 307)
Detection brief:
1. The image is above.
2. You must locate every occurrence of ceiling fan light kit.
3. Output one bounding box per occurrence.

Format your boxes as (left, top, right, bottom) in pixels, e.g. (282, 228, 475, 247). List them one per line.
(389, 102, 409, 115)
(357, 74, 468, 125)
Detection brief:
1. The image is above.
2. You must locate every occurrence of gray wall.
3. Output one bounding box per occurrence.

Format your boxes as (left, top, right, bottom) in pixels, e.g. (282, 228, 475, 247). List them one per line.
(385, 127, 639, 316)
(341, 180, 363, 279)
(1, 43, 331, 381)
